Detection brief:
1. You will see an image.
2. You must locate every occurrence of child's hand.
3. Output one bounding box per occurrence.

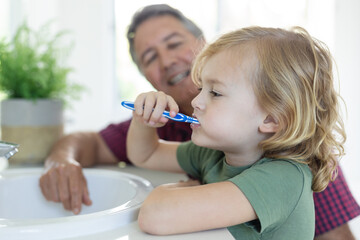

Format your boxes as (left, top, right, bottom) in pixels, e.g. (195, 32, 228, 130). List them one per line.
(133, 91, 179, 127)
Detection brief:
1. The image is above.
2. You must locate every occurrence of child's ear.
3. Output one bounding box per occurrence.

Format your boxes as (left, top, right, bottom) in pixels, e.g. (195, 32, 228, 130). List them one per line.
(259, 115, 279, 133)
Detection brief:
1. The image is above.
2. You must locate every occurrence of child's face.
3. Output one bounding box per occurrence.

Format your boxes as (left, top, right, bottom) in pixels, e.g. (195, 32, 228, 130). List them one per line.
(191, 48, 268, 161)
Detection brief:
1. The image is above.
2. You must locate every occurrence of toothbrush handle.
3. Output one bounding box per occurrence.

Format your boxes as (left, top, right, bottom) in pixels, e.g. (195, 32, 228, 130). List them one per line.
(121, 101, 199, 124)
(161, 111, 186, 121)
(158, 111, 199, 124)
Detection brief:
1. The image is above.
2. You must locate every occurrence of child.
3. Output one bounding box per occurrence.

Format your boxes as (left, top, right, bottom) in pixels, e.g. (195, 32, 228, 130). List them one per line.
(126, 26, 346, 239)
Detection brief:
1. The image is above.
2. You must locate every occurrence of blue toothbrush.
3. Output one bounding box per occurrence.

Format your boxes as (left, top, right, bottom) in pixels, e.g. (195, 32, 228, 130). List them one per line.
(121, 101, 199, 124)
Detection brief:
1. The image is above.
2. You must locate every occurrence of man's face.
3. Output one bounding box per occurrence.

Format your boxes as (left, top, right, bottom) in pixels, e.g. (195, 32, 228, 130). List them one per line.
(133, 15, 204, 112)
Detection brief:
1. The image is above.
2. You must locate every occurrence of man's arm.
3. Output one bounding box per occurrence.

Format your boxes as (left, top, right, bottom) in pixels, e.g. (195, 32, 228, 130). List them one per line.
(314, 223, 355, 240)
(39, 131, 118, 214)
(44, 131, 118, 167)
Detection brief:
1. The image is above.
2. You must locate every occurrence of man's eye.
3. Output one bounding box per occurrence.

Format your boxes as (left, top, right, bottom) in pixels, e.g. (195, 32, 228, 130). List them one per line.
(144, 54, 157, 66)
(210, 90, 221, 97)
(168, 42, 182, 49)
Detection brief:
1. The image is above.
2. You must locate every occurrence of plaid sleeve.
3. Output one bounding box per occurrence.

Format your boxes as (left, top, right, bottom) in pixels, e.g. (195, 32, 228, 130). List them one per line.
(99, 119, 132, 163)
(314, 166, 360, 235)
(99, 120, 192, 164)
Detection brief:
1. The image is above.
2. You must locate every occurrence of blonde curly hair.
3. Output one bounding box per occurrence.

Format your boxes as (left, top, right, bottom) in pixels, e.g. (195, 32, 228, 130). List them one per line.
(191, 26, 346, 192)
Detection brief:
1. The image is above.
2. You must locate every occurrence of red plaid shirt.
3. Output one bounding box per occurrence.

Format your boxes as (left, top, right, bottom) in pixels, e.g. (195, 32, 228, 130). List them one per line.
(100, 119, 360, 236)
(314, 167, 360, 235)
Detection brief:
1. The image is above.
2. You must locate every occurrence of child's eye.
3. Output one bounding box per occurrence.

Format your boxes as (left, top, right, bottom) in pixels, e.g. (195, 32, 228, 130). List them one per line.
(197, 87, 202, 92)
(210, 90, 221, 97)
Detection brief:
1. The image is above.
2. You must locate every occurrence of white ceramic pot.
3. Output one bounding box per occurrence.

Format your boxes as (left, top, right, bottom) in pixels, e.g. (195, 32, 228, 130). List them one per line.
(0, 99, 63, 165)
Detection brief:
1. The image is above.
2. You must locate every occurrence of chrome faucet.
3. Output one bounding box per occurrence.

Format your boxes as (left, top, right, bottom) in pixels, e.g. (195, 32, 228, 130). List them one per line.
(0, 141, 19, 170)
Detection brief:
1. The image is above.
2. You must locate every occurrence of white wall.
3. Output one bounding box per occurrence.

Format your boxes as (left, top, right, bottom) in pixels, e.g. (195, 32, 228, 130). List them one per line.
(6, 0, 120, 133)
(55, 0, 120, 133)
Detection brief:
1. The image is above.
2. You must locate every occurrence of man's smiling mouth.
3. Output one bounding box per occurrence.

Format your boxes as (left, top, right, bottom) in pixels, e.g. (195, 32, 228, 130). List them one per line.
(168, 70, 190, 86)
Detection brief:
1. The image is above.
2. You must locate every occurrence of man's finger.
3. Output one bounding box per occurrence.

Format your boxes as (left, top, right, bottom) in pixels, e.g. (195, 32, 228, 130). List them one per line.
(69, 167, 83, 214)
(39, 175, 52, 201)
(39, 169, 59, 202)
(48, 169, 60, 202)
(82, 176, 92, 206)
(58, 167, 71, 210)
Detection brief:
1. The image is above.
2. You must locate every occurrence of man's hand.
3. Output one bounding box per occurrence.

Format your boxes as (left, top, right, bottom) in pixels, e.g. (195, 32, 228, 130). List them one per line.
(39, 132, 118, 214)
(39, 160, 92, 214)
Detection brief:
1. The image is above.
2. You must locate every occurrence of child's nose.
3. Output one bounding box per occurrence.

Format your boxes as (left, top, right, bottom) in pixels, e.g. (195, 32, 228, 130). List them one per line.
(191, 93, 204, 111)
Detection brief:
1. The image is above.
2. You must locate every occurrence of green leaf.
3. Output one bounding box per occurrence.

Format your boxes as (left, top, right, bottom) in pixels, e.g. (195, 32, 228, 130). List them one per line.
(0, 21, 83, 105)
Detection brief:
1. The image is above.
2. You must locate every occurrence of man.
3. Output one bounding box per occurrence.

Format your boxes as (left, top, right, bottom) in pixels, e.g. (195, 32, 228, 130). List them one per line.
(40, 4, 360, 239)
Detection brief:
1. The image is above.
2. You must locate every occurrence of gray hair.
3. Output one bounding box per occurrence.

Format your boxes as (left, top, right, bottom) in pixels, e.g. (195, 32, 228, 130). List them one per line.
(127, 4, 203, 67)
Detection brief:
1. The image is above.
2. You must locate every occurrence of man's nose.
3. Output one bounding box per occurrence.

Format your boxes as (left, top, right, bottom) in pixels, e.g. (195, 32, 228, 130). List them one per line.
(158, 48, 176, 70)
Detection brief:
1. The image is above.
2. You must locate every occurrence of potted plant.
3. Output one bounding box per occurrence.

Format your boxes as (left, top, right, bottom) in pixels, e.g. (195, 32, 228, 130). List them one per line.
(0, 22, 82, 165)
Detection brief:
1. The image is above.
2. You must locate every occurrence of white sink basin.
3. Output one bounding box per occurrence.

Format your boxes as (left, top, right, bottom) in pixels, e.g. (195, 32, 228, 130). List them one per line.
(0, 168, 153, 239)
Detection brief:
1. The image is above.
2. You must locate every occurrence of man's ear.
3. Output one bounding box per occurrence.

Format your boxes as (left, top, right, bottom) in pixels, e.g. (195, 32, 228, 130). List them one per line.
(259, 115, 279, 133)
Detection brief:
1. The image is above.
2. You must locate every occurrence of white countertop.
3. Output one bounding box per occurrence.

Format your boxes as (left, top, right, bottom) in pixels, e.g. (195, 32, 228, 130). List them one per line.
(67, 221, 232, 240)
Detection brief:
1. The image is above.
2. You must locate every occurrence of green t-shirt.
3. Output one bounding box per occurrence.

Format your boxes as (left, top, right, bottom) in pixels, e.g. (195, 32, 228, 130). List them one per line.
(177, 141, 314, 240)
